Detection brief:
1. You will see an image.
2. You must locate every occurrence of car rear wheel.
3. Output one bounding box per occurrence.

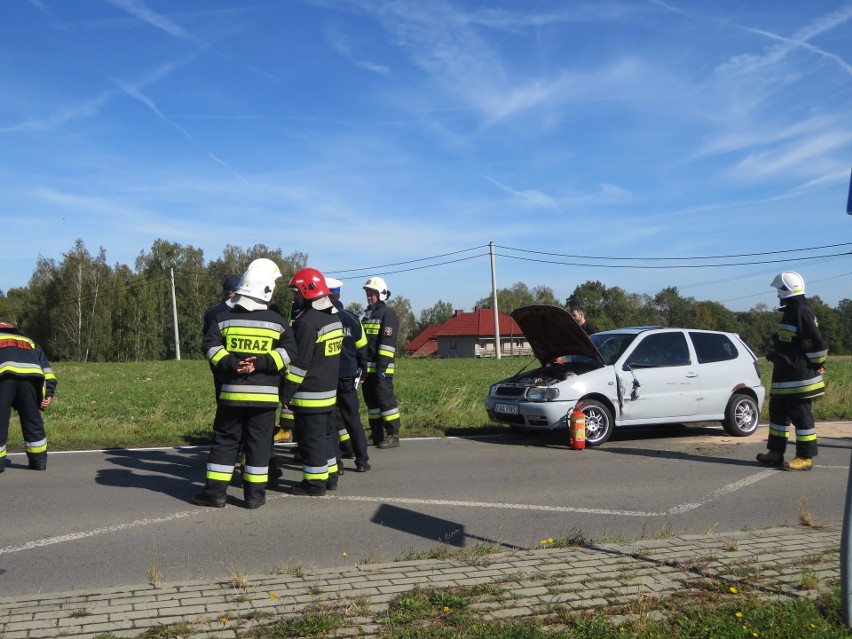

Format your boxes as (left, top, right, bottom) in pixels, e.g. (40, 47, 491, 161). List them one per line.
(582, 400, 613, 446)
(722, 393, 759, 437)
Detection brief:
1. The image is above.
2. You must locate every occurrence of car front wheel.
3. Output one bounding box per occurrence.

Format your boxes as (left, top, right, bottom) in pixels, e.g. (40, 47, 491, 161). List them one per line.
(722, 393, 759, 437)
(581, 400, 613, 446)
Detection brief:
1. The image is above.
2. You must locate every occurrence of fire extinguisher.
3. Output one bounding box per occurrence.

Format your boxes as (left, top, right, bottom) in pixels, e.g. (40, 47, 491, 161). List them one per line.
(569, 402, 586, 450)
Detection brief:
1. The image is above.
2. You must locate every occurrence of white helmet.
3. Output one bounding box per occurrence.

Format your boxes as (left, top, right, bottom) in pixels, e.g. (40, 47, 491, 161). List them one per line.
(771, 271, 805, 299)
(237, 258, 282, 303)
(364, 276, 390, 301)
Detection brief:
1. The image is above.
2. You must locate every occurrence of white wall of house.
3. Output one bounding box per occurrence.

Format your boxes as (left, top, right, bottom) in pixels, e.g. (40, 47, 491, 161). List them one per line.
(436, 336, 532, 358)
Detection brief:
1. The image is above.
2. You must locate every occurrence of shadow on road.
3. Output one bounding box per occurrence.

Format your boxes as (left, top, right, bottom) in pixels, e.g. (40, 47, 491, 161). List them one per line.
(95, 448, 207, 502)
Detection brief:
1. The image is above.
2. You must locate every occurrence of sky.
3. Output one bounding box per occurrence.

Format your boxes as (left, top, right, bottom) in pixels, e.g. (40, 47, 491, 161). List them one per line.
(1, 0, 850, 317)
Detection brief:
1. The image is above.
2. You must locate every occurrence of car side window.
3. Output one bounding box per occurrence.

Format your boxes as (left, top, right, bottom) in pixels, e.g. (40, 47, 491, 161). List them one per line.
(689, 332, 738, 364)
(626, 333, 691, 368)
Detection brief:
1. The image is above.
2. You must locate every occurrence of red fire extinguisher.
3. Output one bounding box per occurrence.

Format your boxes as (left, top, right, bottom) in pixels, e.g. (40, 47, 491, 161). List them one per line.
(569, 402, 586, 450)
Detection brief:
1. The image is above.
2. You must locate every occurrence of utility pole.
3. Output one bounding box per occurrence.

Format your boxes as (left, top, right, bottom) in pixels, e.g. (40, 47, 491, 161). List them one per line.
(490, 241, 501, 359)
(170, 267, 181, 361)
(843, 451, 852, 626)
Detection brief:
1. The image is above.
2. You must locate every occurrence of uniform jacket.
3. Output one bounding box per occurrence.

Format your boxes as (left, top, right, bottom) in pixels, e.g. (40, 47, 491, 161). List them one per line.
(362, 300, 399, 375)
(203, 305, 296, 408)
(0, 326, 57, 399)
(280, 306, 343, 412)
(332, 299, 367, 378)
(769, 296, 828, 399)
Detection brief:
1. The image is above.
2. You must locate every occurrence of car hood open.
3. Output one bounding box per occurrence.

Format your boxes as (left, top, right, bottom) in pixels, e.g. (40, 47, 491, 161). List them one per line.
(512, 305, 606, 367)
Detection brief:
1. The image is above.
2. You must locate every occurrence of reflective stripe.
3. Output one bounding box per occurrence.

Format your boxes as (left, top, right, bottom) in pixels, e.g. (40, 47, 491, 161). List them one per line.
(275, 348, 291, 365)
(269, 350, 285, 371)
(797, 432, 818, 442)
(807, 349, 828, 363)
(339, 430, 350, 440)
(368, 408, 381, 416)
(243, 465, 269, 483)
(206, 462, 234, 482)
(317, 322, 343, 339)
(25, 438, 47, 453)
(354, 333, 368, 349)
(379, 344, 396, 354)
(777, 323, 797, 332)
(0, 445, 6, 457)
(208, 346, 227, 364)
(218, 319, 288, 332)
(768, 423, 789, 438)
(0, 362, 43, 376)
(378, 348, 394, 359)
(219, 392, 280, 404)
(222, 384, 279, 395)
(303, 464, 328, 481)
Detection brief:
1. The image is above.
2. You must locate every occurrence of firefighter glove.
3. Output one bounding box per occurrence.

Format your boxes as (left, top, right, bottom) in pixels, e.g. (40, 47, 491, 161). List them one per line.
(377, 371, 386, 380)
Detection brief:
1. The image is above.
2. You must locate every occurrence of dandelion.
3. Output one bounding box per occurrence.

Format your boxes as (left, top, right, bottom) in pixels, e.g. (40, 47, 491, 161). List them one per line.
(443, 606, 450, 612)
(269, 592, 278, 600)
(729, 586, 738, 594)
(735, 612, 743, 618)
(753, 633, 759, 637)
(219, 615, 229, 624)
(342, 551, 348, 557)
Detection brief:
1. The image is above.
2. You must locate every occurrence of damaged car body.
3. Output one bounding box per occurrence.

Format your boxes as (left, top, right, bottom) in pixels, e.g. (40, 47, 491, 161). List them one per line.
(485, 305, 765, 446)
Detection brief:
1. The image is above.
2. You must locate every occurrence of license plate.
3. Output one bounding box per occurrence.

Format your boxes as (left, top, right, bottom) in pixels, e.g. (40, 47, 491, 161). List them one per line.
(494, 403, 519, 415)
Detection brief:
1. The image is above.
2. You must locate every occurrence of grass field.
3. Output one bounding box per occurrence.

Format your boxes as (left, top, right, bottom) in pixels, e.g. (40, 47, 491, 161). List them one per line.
(4, 355, 850, 452)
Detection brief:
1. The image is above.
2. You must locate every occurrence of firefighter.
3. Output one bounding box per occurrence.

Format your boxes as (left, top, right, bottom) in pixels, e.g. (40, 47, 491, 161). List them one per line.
(203, 275, 241, 399)
(361, 276, 401, 449)
(756, 272, 828, 471)
(281, 268, 344, 496)
(194, 258, 296, 509)
(326, 278, 371, 472)
(0, 322, 56, 472)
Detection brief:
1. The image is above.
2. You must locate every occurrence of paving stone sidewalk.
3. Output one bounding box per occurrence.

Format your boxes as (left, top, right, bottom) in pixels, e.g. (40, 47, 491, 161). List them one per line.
(0, 525, 841, 638)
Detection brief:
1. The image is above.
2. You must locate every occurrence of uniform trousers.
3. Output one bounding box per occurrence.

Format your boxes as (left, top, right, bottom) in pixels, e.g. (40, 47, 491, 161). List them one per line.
(766, 395, 818, 458)
(293, 409, 338, 493)
(362, 374, 401, 444)
(0, 377, 47, 469)
(200, 404, 275, 503)
(336, 376, 369, 467)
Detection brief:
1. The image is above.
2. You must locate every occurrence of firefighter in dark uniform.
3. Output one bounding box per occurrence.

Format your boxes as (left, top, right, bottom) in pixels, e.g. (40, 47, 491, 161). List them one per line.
(326, 278, 370, 472)
(203, 275, 241, 399)
(361, 276, 401, 449)
(0, 322, 57, 472)
(194, 258, 297, 509)
(756, 271, 828, 471)
(281, 268, 344, 496)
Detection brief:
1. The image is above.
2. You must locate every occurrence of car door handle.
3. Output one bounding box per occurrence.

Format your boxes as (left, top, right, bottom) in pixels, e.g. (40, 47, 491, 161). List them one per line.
(685, 372, 698, 378)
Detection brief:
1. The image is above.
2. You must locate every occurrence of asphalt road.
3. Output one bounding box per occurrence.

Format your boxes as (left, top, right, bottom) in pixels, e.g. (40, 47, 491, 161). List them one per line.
(1, 422, 850, 598)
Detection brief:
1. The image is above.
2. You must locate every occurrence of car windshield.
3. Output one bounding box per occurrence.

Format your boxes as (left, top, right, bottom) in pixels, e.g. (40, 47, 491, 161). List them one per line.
(590, 333, 637, 365)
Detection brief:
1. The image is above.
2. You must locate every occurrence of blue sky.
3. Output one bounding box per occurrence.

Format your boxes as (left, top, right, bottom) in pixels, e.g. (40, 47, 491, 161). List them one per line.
(1, 0, 850, 316)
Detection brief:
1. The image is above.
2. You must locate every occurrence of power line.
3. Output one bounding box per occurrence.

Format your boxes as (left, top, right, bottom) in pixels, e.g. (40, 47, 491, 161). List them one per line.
(495, 241, 852, 261)
(498, 250, 851, 269)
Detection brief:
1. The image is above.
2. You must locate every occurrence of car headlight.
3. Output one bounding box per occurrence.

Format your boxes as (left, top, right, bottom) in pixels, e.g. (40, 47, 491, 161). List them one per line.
(526, 387, 559, 401)
(489, 384, 499, 397)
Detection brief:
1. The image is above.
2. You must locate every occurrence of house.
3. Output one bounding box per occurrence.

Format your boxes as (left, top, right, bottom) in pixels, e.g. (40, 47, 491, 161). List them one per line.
(403, 324, 441, 358)
(405, 308, 532, 358)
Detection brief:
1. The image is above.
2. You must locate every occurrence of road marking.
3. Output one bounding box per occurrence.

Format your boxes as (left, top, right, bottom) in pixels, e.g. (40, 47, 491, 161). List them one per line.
(0, 467, 793, 556)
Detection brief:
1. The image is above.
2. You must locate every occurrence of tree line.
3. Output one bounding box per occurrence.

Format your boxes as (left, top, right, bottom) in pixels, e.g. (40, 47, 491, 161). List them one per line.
(1, 239, 849, 361)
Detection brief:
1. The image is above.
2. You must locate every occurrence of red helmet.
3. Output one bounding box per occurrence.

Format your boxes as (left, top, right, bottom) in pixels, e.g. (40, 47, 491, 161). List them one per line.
(289, 267, 331, 300)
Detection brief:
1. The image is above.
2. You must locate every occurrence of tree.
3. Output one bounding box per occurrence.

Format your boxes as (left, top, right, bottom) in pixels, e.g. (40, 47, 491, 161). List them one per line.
(653, 287, 695, 328)
(477, 282, 558, 312)
(736, 303, 777, 356)
(417, 299, 454, 333)
(835, 299, 852, 355)
(387, 295, 416, 348)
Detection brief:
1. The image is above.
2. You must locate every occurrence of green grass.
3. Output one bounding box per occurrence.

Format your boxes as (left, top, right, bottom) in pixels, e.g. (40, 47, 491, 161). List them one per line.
(4, 355, 849, 452)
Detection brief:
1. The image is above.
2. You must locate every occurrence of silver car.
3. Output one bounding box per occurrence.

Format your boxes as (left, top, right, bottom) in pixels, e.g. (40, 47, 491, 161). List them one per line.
(486, 305, 765, 446)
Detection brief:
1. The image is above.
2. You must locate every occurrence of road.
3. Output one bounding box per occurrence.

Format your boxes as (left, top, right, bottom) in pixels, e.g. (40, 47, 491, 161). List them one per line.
(1, 422, 849, 598)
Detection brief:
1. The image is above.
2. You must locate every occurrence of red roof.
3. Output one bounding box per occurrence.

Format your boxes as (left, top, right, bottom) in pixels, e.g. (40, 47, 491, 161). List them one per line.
(434, 309, 522, 337)
(404, 325, 441, 355)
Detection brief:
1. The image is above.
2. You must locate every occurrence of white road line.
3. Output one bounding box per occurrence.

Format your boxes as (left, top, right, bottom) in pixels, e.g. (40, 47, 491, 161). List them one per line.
(0, 468, 787, 556)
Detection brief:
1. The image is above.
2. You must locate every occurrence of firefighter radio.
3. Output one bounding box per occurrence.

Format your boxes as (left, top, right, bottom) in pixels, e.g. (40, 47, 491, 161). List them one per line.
(569, 402, 586, 450)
